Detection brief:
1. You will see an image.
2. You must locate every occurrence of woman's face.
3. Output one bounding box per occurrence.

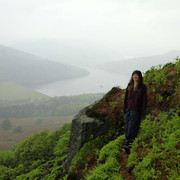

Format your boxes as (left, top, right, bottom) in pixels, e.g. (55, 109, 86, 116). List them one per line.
(132, 74, 139, 81)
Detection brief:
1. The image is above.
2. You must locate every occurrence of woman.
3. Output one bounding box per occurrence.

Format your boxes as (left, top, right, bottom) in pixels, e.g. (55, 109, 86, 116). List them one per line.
(122, 70, 147, 154)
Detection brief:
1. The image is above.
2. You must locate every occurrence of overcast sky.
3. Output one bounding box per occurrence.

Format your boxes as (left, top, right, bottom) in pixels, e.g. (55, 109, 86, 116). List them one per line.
(0, 0, 180, 58)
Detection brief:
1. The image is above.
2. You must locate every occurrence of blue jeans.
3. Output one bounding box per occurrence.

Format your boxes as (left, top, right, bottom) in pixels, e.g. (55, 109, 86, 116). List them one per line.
(125, 109, 141, 149)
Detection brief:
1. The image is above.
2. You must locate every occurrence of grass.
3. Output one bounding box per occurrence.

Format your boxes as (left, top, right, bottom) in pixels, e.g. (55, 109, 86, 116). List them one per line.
(0, 115, 73, 151)
(0, 81, 49, 101)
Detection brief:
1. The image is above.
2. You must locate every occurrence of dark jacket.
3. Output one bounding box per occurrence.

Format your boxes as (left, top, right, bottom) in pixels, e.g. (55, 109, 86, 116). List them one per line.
(123, 84, 147, 115)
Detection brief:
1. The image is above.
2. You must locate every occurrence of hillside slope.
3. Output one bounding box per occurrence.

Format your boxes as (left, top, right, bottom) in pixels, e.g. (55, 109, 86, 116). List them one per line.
(0, 81, 49, 102)
(0, 44, 88, 87)
(66, 58, 180, 179)
(0, 59, 179, 179)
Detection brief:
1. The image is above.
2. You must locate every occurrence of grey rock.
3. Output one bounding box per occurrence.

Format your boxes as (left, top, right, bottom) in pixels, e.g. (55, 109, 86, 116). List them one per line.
(64, 104, 110, 171)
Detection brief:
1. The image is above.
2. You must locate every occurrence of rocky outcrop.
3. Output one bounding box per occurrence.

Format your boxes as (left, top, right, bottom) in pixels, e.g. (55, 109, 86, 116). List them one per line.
(64, 87, 125, 171)
(64, 104, 110, 171)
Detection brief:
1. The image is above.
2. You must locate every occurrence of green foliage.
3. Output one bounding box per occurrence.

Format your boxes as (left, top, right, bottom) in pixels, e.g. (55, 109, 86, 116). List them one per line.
(69, 137, 102, 173)
(143, 59, 179, 109)
(86, 135, 125, 180)
(144, 64, 167, 86)
(68, 128, 121, 176)
(109, 101, 118, 111)
(0, 123, 71, 179)
(35, 118, 43, 124)
(1, 119, 11, 130)
(0, 166, 17, 180)
(121, 94, 125, 101)
(0, 151, 16, 168)
(16, 166, 44, 180)
(0, 93, 103, 118)
(157, 94, 163, 102)
(54, 130, 70, 157)
(175, 56, 180, 73)
(98, 135, 125, 163)
(14, 130, 54, 167)
(13, 126, 23, 133)
(128, 111, 180, 179)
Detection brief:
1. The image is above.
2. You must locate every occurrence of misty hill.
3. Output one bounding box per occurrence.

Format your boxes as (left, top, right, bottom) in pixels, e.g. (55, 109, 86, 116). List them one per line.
(11, 39, 124, 66)
(0, 81, 49, 103)
(0, 59, 179, 179)
(0, 44, 88, 87)
(99, 50, 180, 75)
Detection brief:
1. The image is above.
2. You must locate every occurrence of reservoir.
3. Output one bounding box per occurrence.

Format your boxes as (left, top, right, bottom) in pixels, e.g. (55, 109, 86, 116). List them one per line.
(34, 67, 130, 97)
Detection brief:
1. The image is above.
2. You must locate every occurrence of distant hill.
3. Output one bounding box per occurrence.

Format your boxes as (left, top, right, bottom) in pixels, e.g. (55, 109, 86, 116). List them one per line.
(0, 44, 89, 87)
(99, 50, 180, 75)
(0, 81, 49, 103)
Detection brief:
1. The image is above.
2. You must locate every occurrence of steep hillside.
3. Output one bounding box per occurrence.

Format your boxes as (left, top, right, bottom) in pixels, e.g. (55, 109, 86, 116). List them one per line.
(0, 58, 179, 179)
(0, 44, 88, 87)
(65, 59, 179, 180)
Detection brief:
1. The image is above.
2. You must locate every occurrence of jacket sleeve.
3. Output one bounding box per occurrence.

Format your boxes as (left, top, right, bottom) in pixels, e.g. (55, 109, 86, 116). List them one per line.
(141, 85, 147, 119)
(123, 88, 128, 114)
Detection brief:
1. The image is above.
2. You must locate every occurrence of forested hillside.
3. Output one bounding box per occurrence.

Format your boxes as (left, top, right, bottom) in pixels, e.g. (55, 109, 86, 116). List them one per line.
(0, 44, 88, 87)
(0, 58, 179, 179)
(0, 93, 103, 118)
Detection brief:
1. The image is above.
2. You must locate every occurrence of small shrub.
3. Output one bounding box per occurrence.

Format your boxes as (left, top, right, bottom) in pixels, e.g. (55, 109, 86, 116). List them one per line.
(1, 119, 11, 130)
(13, 126, 23, 133)
(35, 119, 43, 125)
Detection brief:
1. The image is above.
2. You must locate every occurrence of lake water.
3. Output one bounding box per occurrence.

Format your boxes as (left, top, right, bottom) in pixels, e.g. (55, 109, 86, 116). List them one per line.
(34, 67, 130, 97)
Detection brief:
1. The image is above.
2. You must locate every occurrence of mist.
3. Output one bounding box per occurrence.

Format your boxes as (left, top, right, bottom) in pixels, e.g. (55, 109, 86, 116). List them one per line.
(0, 0, 180, 96)
(0, 0, 180, 61)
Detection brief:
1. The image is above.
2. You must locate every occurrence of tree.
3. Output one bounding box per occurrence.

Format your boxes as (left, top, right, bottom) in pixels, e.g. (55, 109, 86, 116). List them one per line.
(13, 126, 22, 133)
(1, 119, 11, 130)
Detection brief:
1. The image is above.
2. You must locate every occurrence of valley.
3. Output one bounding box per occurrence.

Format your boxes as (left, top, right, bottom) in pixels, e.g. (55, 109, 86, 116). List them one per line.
(0, 116, 73, 151)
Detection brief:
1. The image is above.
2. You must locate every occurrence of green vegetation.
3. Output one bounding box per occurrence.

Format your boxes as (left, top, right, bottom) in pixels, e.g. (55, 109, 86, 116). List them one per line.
(0, 123, 71, 179)
(143, 58, 180, 109)
(110, 101, 118, 111)
(0, 59, 179, 179)
(128, 111, 180, 179)
(103, 87, 120, 102)
(13, 126, 23, 133)
(85, 135, 125, 180)
(1, 119, 11, 130)
(0, 93, 103, 118)
(35, 119, 43, 125)
(67, 128, 122, 179)
(0, 81, 49, 102)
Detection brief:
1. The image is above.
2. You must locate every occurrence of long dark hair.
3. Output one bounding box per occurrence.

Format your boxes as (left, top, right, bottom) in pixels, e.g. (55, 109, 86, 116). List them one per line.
(127, 70, 143, 91)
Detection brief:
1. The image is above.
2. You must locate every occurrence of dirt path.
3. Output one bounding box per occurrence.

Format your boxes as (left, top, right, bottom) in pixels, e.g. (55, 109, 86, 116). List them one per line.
(119, 151, 135, 180)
